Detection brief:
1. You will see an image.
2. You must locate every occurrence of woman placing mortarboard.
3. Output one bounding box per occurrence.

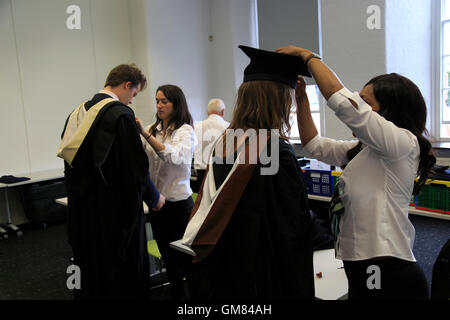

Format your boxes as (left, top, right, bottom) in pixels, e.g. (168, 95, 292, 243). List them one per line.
(172, 45, 315, 300)
(277, 45, 434, 300)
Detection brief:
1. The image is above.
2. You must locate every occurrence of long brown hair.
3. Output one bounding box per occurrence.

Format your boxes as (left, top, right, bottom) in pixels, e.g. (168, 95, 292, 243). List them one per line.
(149, 84, 193, 136)
(347, 73, 436, 194)
(228, 80, 293, 138)
(366, 73, 435, 194)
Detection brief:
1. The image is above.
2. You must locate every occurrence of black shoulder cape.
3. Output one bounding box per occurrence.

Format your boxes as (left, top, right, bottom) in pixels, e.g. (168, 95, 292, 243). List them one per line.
(62, 94, 153, 299)
(190, 139, 315, 300)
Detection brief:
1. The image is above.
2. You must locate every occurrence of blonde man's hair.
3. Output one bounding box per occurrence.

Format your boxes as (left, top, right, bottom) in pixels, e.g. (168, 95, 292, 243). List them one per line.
(207, 98, 226, 114)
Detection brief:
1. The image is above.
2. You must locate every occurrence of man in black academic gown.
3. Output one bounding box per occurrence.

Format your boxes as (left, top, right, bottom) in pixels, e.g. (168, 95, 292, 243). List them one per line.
(58, 64, 164, 299)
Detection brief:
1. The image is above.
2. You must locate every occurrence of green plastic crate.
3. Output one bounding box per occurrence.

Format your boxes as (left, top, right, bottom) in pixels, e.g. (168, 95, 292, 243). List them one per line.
(331, 173, 450, 214)
(416, 180, 450, 214)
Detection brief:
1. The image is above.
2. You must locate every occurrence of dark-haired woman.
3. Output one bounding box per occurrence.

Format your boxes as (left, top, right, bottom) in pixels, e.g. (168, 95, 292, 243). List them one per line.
(136, 84, 197, 300)
(277, 45, 435, 300)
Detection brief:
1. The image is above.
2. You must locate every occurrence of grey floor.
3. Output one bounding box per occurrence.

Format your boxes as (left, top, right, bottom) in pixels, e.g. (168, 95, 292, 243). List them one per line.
(0, 214, 448, 300)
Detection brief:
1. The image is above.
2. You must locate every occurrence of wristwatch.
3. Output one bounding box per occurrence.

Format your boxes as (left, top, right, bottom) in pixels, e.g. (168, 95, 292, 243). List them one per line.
(304, 52, 321, 66)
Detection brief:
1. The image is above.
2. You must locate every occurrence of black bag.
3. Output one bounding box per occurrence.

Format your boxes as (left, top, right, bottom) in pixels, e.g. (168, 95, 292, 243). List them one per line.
(21, 180, 67, 225)
(310, 210, 334, 251)
(328, 182, 345, 254)
(431, 239, 450, 300)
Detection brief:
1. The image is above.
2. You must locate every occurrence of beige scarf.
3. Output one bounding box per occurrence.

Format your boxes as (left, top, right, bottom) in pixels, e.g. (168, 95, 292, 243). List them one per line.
(171, 131, 272, 262)
(57, 98, 115, 166)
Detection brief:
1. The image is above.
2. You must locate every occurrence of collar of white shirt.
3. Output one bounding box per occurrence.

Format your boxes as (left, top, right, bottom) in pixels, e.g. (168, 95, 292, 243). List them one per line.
(208, 114, 223, 120)
(99, 89, 120, 101)
(156, 122, 176, 134)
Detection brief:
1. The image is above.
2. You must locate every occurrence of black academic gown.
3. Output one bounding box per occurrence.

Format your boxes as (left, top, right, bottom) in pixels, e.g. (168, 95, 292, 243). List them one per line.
(63, 94, 158, 300)
(190, 139, 315, 300)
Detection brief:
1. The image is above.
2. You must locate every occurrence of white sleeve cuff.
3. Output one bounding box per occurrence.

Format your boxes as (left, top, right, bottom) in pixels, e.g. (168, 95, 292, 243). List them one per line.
(327, 87, 371, 114)
(302, 134, 321, 157)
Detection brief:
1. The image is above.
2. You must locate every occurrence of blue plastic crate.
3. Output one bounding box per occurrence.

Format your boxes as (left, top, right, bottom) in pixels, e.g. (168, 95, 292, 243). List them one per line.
(303, 169, 333, 197)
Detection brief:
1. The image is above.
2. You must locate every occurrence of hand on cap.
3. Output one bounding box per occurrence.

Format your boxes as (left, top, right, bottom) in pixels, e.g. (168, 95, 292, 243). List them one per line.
(276, 46, 312, 62)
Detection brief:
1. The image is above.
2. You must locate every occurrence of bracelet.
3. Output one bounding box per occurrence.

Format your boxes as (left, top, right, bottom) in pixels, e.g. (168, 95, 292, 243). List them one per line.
(304, 52, 321, 66)
(145, 134, 151, 141)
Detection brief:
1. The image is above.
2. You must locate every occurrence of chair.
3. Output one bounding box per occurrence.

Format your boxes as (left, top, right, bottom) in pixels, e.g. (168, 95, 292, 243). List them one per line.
(147, 239, 163, 273)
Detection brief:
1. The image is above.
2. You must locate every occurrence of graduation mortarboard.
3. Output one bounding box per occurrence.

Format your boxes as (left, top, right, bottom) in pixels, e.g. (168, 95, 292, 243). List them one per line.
(239, 45, 311, 89)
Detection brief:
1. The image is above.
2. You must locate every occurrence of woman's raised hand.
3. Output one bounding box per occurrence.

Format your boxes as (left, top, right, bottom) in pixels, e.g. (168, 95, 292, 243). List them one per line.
(296, 76, 307, 98)
(276, 46, 311, 61)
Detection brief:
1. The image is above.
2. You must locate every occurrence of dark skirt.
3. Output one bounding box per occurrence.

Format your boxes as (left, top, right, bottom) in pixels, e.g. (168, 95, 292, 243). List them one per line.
(343, 257, 429, 300)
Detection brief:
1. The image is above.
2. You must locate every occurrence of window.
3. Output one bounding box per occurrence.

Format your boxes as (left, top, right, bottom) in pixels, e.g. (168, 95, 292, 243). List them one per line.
(289, 85, 321, 141)
(439, 0, 450, 138)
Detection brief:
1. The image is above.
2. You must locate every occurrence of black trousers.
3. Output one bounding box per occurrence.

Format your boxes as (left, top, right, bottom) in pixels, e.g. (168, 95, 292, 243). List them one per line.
(191, 169, 206, 193)
(149, 196, 194, 299)
(343, 257, 429, 300)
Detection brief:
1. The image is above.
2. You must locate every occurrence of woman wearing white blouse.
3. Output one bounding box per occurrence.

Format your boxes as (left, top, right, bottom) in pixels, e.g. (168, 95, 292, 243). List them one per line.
(277, 46, 435, 300)
(136, 84, 197, 300)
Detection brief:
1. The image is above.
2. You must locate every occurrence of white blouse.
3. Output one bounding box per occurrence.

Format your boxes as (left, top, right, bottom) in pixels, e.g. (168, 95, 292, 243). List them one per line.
(303, 87, 420, 262)
(141, 123, 197, 202)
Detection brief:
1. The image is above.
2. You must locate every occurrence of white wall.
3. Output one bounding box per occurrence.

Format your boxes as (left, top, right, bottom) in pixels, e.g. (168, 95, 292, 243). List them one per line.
(0, 0, 257, 224)
(127, 0, 257, 125)
(207, 0, 235, 122)
(127, 0, 154, 123)
(142, 0, 212, 124)
(0, 0, 258, 176)
(0, 0, 135, 174)
(0, 0, 435, 164)
(208, 0, 258, 122)
(1, 0, 434, 224)
(229, 0, 259, 95)
(0, 0, 137, 224)
(320, 0, 432, 141)
(0, 0, 30, 175)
